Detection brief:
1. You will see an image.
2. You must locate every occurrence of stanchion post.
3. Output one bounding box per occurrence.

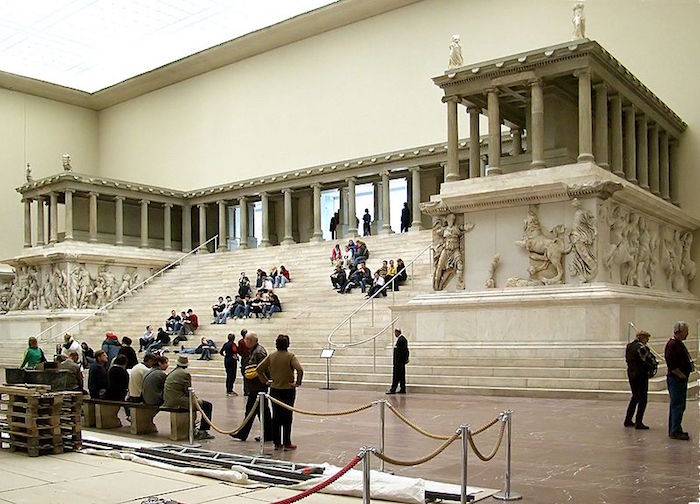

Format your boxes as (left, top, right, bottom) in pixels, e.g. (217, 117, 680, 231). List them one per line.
(371, 298, 375, 326)
(373, 337, 376, 373)
(460, 424, 469, 504)
(188, 387, 194, 445)
(378, 400, 386, 472)
(362, 447, 372, 504)
(259, 393, 266, 456)
(493, 410, 522, 501)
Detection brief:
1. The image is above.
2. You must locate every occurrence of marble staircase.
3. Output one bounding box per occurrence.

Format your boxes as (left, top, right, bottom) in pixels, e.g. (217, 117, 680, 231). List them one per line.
(1, 230, 697, 400)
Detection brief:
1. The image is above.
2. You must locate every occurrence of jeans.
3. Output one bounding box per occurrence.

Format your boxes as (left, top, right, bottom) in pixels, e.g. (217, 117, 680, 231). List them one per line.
(353, 255, 367, 267)
(139, 337, 154, 351)
(274, 276, 288, 288)
(166, 321, 181, 333)
(180, 348, 198, 354)
(225, 359, 238, 394)
(214, 311, 228, 324)
(262, 305, 281, 318)
(270, 387, 296, 447)
(233, 305, 246, 318)
(666, 374, 688, 435)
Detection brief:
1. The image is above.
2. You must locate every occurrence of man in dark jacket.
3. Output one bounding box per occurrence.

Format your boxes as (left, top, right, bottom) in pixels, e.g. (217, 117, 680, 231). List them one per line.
(386, 329, 409, 395)
(231, 332, 272, 442)
(624, 330, 655, 429)
(665, 321, 694, 440)
(400, 202, 411, 232)
(88, 350, 109, 398)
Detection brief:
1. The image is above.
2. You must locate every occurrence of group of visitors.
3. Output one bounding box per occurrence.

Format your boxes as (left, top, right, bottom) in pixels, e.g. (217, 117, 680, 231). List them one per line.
(624, 321, 694, 441)
(163, 309, 200, 339)
(210, 272, 286, 324)
(330, 202, 412, 238)
(331, 251, 407, 298)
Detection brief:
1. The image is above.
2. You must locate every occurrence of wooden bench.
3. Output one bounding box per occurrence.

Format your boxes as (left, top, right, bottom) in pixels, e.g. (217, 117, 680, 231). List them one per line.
(83, 399, 189, 440)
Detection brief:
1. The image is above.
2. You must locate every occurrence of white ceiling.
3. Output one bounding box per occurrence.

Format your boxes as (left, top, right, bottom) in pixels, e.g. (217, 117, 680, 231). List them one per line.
(0, 0, 336, 93)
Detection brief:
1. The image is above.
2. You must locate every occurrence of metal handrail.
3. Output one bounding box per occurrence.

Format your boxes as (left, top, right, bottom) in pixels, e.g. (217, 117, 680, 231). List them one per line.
(327, 242, 432, 348)
(37, 234, 219, 344)
(627, 321, 665, 363)
(329, 316, 399, 376)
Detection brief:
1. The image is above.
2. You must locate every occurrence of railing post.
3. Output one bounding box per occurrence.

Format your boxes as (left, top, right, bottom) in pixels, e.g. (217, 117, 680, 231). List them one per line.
(411, 263, 414, 290)
(362, 447, 372, 504)
(493, 410, 522, 501)
(188, 387, 195, 445)
(371, 298, 375, 327)
(391, 281, 395, 304)
(259, 393, 267, 456)
(349, 318, 352, 343)
(373, 337, 376, 373)
(460, 424, 469, 504)
(378, 400, 386, 472)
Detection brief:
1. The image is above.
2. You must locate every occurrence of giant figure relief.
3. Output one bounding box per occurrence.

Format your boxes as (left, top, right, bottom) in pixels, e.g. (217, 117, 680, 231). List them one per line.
(633, 217, 659, 289)
(603, 204, 636, 285)
(568, 199, 597, 283)
(506, 205, 571, 287)
(662, 228, 696, 292)
(432, 213, 474, 291)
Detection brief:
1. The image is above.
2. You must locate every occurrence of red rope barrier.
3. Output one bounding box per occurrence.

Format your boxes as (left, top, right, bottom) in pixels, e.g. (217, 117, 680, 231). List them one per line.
(270, 454, 363, 504)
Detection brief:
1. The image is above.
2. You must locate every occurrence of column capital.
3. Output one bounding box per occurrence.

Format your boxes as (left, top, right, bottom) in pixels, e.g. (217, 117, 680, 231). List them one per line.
(22, 197, 32, 204)
(573, 68, 591, 78)
(259, 191, 269, 198)
(593, 81, 608, 92)
(216, 199, 226, 206)
(345, 176, 356, 184)
(163, 201, 173, 208)
(238, 195, 248, 203)
(311, 182, 322, 189)
(64, 188, 75, 194)
(379, 169, 390, 178)
(408, 165, 421, 173)
(197, 202, 206, 209)
(635, 113, 647, 123)
(484, 86, 499, 95)
(282, 187, 293, 195)
(466, 104, 480, 113)
(623, 103, 636, 113)
(441, 95, 461, 104)
(88, 191, 99, 197)
(140, 199, 150, 205)
(528, 77, 543, 87)
(114, 195, 125, 201)
(609, 93, 622, 103)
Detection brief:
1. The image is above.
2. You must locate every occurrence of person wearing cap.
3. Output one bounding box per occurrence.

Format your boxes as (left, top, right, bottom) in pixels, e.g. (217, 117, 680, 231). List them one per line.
(61, 333, 83, 365)
(163, 354, 215, 440)
(624, 330, 656, 429)
(101, 331, 121, 365)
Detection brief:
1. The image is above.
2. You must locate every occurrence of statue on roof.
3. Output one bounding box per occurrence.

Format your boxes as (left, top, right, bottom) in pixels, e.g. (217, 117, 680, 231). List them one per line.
(62, 154, 72, 171)
(572, 2, 586, 40)
(448, 35, 463, 69)
(25, 163, 33, 183)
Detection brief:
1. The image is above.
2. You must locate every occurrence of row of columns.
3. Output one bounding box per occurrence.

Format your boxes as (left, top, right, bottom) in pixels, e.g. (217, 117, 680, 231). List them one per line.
(24, 165, 427, 250)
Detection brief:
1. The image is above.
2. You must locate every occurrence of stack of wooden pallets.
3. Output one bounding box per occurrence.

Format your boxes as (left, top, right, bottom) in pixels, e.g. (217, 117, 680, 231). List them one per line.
(0, 384, 83, 457)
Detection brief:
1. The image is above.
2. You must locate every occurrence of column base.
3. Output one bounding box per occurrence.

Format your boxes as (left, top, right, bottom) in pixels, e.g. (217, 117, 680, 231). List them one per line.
(347, 228, 357, 238)
(310, 234, 324, 243)
(612, 170, 625, 178)
(409, 222, 423, 232)
(115, 241, 124, 246)
(640, 184, 650, 191)
(217, 246, 228, 253)
(89, 238, 98, 243)
(259, 240, 271, 248)
(445, 173, 460, 183)
(486, 167, 503, 176)
(598, 163, 610, 171)
(281, 237, 296, 246)
(164, 245, 172, 251)
(379, 226, 394, 235)
(577, 153, 595, 162)
(530, 161, 546, 169)
(198, 247, 210, 253)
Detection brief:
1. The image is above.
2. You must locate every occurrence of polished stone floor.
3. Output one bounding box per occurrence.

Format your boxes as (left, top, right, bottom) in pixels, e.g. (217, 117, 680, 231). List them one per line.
(79, 379, 700, 504)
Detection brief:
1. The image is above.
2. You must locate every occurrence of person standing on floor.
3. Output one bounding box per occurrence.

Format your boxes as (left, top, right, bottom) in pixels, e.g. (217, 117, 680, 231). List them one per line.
(220, 333, 239, 396)
(256, 334, 304, 451)
(238, 329, 250, 396)
(386, 328, 409, 394)
(624, 330, 656, 429)
(230, 332, 272, 442)
(664, 321, 694, 440)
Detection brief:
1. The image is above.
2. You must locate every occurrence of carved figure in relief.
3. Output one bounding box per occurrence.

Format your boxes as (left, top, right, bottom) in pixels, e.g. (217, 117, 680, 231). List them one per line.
(26, 266, 40, 310)
(485, 254, 501, 288)
(513, 205, 570, 285)
(680, 232, 696, 282)
(71, 263, 94, 309)
(62, 154, 72, 172)
(9, 266, 29, 310)
(603, 205, 635, 285)
(25, 163, 33, 183)
(448, 35, 463, 69)
(432, 213, 474, 291)
(572, 2, 586, 40)
(94, 264, 117, 307)
(0, 292, 9, 313)
(633, 217, 655, 288)
(662, 229, 684, 292)
(568, 199, 597, 283)
(50, 264, 68, 309)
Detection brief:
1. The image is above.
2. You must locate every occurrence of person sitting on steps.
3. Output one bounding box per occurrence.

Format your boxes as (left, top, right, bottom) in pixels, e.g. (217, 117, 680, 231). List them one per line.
(211, 296, 226, 323)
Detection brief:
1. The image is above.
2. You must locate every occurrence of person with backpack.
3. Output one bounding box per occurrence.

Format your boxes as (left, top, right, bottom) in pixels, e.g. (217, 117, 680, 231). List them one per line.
(624, 330, 657, 430)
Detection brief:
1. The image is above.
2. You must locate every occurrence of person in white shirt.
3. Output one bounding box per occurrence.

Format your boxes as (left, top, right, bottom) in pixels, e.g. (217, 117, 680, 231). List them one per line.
(61, 333, 83, 366)
(128, 354, 156, 402)
(139, 325, 156, 352)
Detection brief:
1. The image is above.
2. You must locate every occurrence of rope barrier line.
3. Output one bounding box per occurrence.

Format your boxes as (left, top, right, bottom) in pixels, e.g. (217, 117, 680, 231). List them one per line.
(270, 454, 363, 504)
(467, 419, 507, 462)
(373, 432, 461, 467)
(265, 394, 375, 417)
(386, 403, 501, 440)
(191, 392, 260, 436)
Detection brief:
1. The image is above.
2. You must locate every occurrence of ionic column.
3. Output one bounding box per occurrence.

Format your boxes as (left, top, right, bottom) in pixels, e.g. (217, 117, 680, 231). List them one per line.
(164, 203, 172, 250)
(23, 199, 32, 247)
(346, 179, 357, 237)
(594, 82, 609, 169)
(197, 203, 208, 251)
(311, 184, 323, 242)
(659, 131, 670, 201)
(636, 114, 649, 190)
(468, 106, 480, 178)
(379, 171, 393, 234)
(217, 200, 227, 252)
(49, 192, 58, 244)
(36, 197, 45, 246)
(88, 192, 98, 242)
(140, 199, 149, 248)
(238, 197, 249, 249)
(114, 196, 124, 246)
(409, 166, 422, 231)
(444, 96, 460, 182)
(623, 104, 637, 183)
(260, 193, 270, 247)
(64, 190, 74, 240)
(182, 204, 192, 252)
(282, 189, 295, 245)
(576, 69, 594, 162)
(669, 139, 679, 205)
(648, 124, 660, 196)
(486, 88, 502, 175)
(529, 79, 545, 168)
(510, 127, 522, 156)
(610, 94, 624, 177)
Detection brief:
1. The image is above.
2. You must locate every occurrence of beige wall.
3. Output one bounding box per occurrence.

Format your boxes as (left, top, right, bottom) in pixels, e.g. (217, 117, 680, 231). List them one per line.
(96, 0, 700, 221)
(0, 89, 98, 261)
